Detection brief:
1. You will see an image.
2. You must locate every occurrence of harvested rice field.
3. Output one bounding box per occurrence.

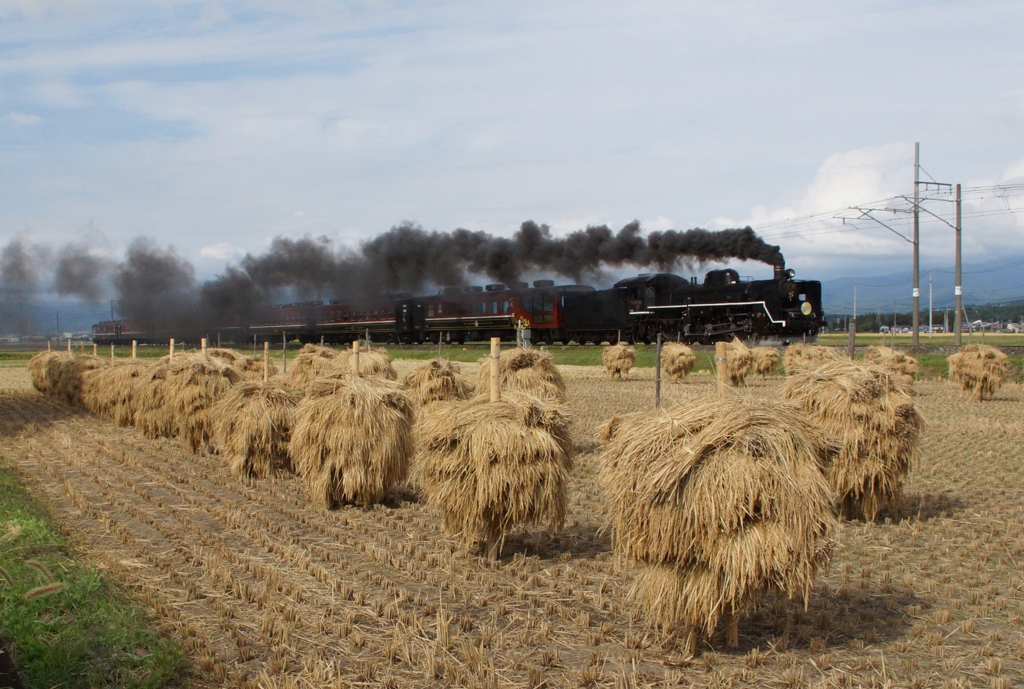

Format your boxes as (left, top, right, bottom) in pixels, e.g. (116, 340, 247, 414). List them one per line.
(2, 359, 1024, 688)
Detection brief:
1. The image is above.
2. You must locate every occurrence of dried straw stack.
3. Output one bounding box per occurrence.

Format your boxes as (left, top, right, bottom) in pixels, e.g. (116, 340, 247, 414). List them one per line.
(289, 376, 414, 508)
(238, 355, 278, 380)
(662, 343, 696, 381)
(863, 346, 918, 389)
(783, 360, 923, 520)
(51, 355, 108, 406)
(948, 344, 1009, 401)
(157, 354, 243, 451)
(602, 343, 636, 380)
(751, 347, 781, 377)
(400, 359, 473, 406)
(288, 344, 340, 388)
(783, 343, 844, 374)
(418, 390, 573, 558)
(27, 351, 66, 395)
(80, 360, 152, 421)
(598, 398, 835, 648)
(475, 348, 567, 402)
(725, 337, 753, 386)
(329, 348, 398, 380)
(212, 380, 302, 478)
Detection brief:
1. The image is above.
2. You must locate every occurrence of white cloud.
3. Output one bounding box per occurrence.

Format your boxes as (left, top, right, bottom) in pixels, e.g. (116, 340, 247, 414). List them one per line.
(4, 111, 42, 126)
(199, 242, 239, 259)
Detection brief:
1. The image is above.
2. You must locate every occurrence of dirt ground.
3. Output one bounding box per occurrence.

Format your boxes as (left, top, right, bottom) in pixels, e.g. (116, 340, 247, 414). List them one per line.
(1, 361, 1023, 688)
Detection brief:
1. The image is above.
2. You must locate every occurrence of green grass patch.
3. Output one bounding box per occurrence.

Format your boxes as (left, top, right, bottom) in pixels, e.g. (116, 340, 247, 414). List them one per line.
(0, 461, 185, 688)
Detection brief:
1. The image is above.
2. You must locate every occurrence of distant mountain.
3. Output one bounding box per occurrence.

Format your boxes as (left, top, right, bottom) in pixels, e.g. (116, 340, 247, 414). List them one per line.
(820, 255, 1024, 316)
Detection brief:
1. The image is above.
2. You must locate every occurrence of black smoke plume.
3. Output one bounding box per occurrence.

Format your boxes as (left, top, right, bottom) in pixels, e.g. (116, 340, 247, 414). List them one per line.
(0, 221, 784, 337)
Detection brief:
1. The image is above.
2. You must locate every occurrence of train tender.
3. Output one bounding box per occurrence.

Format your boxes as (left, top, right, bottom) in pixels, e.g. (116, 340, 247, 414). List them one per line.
(92, 263, 823, 346)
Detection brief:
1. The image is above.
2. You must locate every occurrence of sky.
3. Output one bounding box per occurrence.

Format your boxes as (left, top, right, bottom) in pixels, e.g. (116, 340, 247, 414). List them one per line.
(1, 0, 1023, 290)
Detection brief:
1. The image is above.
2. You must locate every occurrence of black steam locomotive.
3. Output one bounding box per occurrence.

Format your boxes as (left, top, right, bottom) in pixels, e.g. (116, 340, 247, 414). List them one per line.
(93, 263, 823, 346)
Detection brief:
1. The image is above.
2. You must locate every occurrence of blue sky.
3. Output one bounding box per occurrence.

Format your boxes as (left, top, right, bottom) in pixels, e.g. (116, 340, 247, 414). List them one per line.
(1, 0, 1022, 286)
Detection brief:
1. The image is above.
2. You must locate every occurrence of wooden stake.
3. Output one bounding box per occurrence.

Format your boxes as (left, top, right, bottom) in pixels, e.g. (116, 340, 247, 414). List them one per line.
(201, 337, 207, 355)
(715, 341, 728, 399)
(263, 341, 269, 383)
(655, 332, 663, 409)
(47, 340, 51, 352)
(92, 343, 97, 356)
(489, 337, 500, 402)
(352, 340, 361, 375)
(67, 339, 71, 353)
(131, 340, 137, 359)
(485, 529, 500, 562)
(725, 609, 739, 648)
(848, 318, 856, 360)
(282, 333, 287, 373)
(110, 343, 114, 361)
(169, 338, 175, 361)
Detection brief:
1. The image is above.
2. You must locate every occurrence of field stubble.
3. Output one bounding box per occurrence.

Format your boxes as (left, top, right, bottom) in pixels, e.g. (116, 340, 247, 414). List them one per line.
(1, 362, 1023, 687)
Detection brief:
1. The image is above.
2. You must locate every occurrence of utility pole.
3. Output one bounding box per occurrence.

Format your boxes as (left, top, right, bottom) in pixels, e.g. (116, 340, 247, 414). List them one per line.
(954, 183, 963, 347)
(55, 310, 60, 341)
(912, 142, 921, 345)
(928, 270, 933, 338)
(110, 299, 114, 322)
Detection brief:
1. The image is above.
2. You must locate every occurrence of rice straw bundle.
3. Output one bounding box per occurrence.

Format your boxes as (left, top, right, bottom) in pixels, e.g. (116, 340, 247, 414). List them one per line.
(238, 355, 278, 380)
(288, 344, 340, 388)
(105, 360, 155, 427)
(783, 343, 844, 374)
(947, 344, 1009, 401)
(602, 343, 636, 380)
(751, 347, 781, 378)
(290, 376, 414, 508)
(329, 348, 398, 380)
(51, 355, 108, 406)
(400, 359, 473, 406)
(135, 364, 174, 439)
(205, 347, 243, 364)
(27, 351, 66, 395)
(212, 380, 302, 477)
(661, 343, 696, 381)
(417, 391, 573, 558)
(475, 348, 567, 402)
(598, 398, 835, 645)
(783, 360, 922, 520)
(725, 337, 753, 386)
(79, 359, 151, 420)
(863, 346, 918, 389)
(159, 354, 244, 451)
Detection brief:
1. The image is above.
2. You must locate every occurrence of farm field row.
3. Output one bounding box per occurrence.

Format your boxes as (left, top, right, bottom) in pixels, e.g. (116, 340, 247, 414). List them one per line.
(1, 365, 1024, 687)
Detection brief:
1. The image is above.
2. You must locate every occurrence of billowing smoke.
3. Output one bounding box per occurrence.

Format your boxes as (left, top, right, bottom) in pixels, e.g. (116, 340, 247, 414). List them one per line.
(54, 244, 113, 301)
(0, 239, 49, 335)
(0, 220, 784, 336)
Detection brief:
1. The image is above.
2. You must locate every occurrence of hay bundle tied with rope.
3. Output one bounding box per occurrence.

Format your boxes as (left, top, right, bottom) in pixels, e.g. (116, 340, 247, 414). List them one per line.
(418, 390, 573, 558)
(602, 343, 636, 380)
(947, 344, 1009, 401)
(288, 344, 340, 388)
(783, 343, 843, 374)
(158, 354, 243, 451)
(863, 346, 918, 389)
(135, 364, 174, 438)
(27, 351, 67, 396)
(783, 360, 922, 520)
(751, 347, 781, 377)
(289, 376, 414, 508)
(661, 343, 696, 381)
(475, 348, 567, 402)
(104, 360, 155, 427)
(724, 337, 753, 386)
(598, 398, 836, 646)
(212, 380, 302, 478)
(401, 358, 473, 406)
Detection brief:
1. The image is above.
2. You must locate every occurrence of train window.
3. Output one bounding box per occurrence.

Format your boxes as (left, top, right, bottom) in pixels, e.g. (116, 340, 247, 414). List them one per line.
(542, 296, 553, 312)
(438, 304, 443, 314)
(491, 301, 498, 315)
(427, 305, 435, 317)
(481, 302, 487, 315)
(502, 300, 509, 313)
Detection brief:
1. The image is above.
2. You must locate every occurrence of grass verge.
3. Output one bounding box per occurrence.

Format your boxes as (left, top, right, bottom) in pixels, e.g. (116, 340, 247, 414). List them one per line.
(0, 460, 185, 688)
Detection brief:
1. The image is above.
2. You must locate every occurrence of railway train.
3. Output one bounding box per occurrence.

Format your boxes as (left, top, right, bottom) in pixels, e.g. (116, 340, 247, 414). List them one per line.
(92, 262, 824, 346)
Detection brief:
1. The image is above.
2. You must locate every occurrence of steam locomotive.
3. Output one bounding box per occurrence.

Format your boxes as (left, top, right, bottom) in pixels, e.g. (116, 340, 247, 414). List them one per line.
(92, 262, 823, 346)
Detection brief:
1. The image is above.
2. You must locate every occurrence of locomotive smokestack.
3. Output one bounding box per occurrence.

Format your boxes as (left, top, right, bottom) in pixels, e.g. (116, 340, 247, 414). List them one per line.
(774, 261, 786, 281)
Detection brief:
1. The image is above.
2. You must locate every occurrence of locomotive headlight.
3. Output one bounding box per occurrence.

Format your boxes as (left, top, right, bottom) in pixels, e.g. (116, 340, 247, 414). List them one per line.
(800, 301, 812, 316)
